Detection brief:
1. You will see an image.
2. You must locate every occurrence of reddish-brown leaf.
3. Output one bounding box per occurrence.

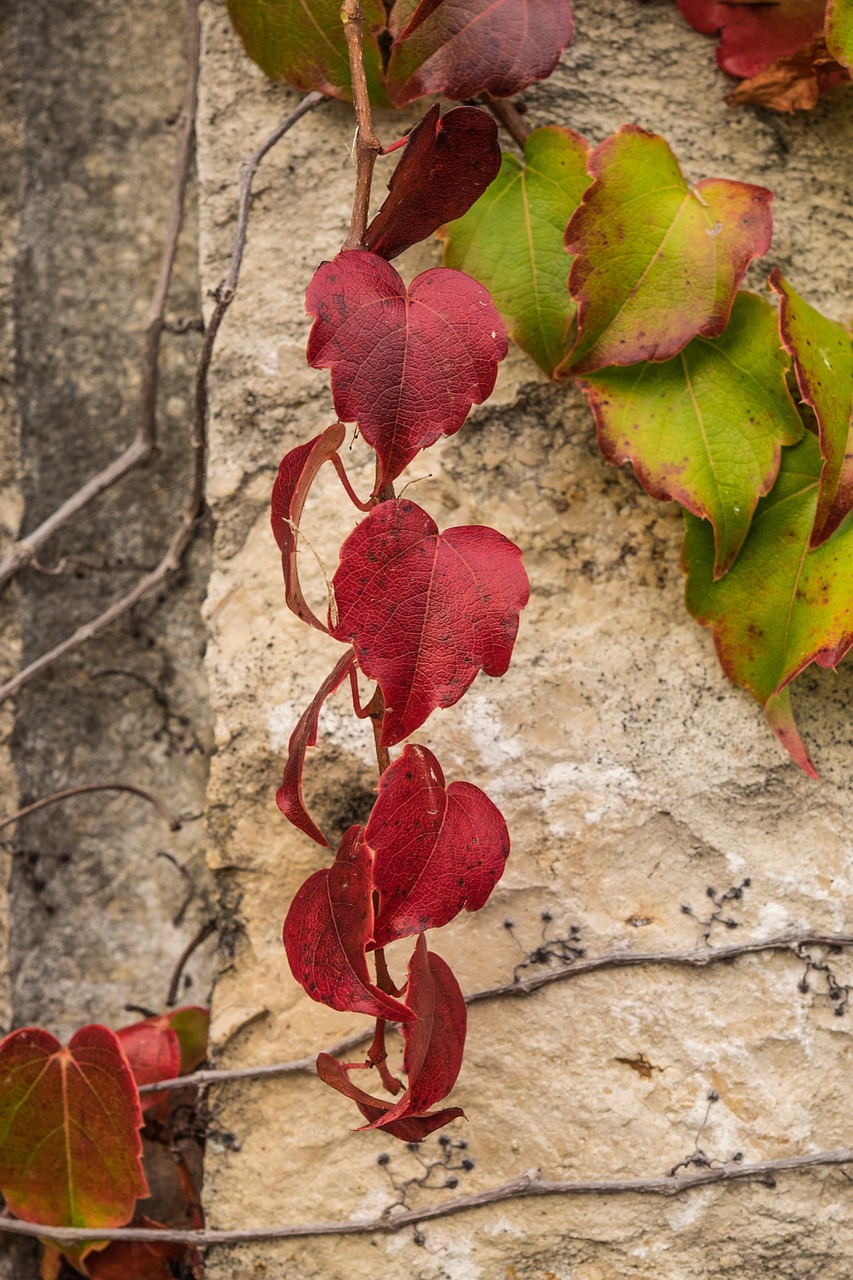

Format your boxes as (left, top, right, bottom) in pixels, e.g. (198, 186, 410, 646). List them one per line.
(270, 423, 347, 633)
(676, 0, 826, 78)
(330, 499, 529, 746)
(365, 744, 509, 947)
(306, 251, 507, 490)
(0, 1025, 147, 1229)
(283, 826, 415, 1022)
(364, 104, 501, 261)
(386, 0, 574, 106)
(727, 35, 849, 111)
(276, 648, 357, 846)
(116, 1019, 181, 1114)
(315, 1052, 463, 1141)
(84, 1219, 186, 1280)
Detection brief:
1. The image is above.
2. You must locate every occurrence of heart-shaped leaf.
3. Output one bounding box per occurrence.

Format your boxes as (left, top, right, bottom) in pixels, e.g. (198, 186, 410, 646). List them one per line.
(365, 744, 509, 946)
(276, 648, 357, 846)
(283, 825, 415, 1022)
(579, 292, 803, 578)
(365, 104, 501, 262)
(442, 127, 592, 376)
(676, 0, 826, 78)
(225, 0, 390, 105)
(828, 0, 853, 68)
(316, 1051, 464, 1141)
(306, 251, 507, 491)
(771, 271, 853, 547)
(270, 423, 347, 634)
(330, 499, 529, 746)
(684, 431, 853, 778)
(386, 0, 574, 106)
(0, 1025, 147, 1230)
(116, 1019, 181, 1114)
(559, 126, 773, 375)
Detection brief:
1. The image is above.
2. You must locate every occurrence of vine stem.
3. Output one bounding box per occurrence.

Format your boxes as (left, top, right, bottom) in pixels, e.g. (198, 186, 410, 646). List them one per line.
(0, 90, 327, 707)
(341, 0, 382, 250)
(139, 928, 853, 1093)
(481, 93, 532, 149)
(0, 783, 180, 833)
(2, 1149, 851, 1246)
(0, 0, 200, 596)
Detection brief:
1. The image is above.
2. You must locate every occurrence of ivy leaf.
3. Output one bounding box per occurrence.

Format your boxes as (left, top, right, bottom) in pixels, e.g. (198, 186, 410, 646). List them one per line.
(560, 127, 773, 376)
(168, 1006, 210, 1074)
(85, 1220, 186, 1280)
(316, 1051, 464, 1142)
(363, 935, 467, 1131)
(676, 0, 826, 78)
(365, 105, 501, 262)
(306, 251, 507, 491)
(578, 292, 803, 578)
(442, 127, 592, 377)
(0, 1025, 147, 1230)
(771, 271, 853, 547)
(283, 825, 415, 1022)
(271, 423, 347, 634)
(727, 36, 849, 112)
(116, 1018, 182, 1114)
(684, 432, 853, 778)
(225, 0, 390, 106)
(330, 499, 529, 746)
(827, 0, 853, 68)
(276, 648, 357, 847)
(386, 0, 574, 106)
(365, 744, 509, 947)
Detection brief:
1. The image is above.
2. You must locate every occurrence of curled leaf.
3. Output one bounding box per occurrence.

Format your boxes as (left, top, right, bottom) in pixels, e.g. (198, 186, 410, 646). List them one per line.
(316, 1051, 463, 1142)
(306, 251, 507, 490)
(283, 826, 415, 1022)
(676, 0, 826, 78)
(365, 104, 501, 262)
(561, 126, 773, 375)
(727, 35, 849, 112)
(330, 499, 529, 746)
(366, 744, 509, 946)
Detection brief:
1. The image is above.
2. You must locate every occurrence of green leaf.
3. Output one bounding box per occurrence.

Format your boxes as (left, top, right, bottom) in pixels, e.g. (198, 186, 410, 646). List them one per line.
(684, 432, 853, 777)
(225, 0, 390, 105)
(559, 126, 773, 376)
(579, 292, 803, 578)
(771, 271, 853, 548)
(168, 1006, 210, 1074)
(0, 1025, 147, 1231)
(441, 127, 591, 377)
(827, 0, 853, 70)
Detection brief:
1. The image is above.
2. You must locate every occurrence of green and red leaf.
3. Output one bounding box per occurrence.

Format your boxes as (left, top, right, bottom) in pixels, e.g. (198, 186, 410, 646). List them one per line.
(84, 1219, 187, 1280)
(0, 1025, 147, 1230)
(386, 0, 574, 106)
(442, 127, 592, 376)
(559, 126, 773, 376)
(771, 271, 853, 547)
(683, 432, 853, 777)
(579, 292, 803, 577)
(827, 0, 853, 67)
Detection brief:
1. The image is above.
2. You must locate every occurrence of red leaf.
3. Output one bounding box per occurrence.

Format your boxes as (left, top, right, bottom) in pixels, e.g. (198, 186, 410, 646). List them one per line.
(276, 648, 357, 846)
(364, 105, 501, 262)
(677, 0, 826, 79)
(330, 499, 529, 746)
(270, 422, 347, 633)
(364, 935, 467, 1131)
(386, 0, 574, 106)
(306, 251, 507, 490)
(116, 1018, 181, 1114)
(84, 1218, 186, 1280)
(316, 1051, 463, 1142)
(365, 744, 509, 946)
(283, 826, 415, 1023)
(0, 1025, 147, 1230)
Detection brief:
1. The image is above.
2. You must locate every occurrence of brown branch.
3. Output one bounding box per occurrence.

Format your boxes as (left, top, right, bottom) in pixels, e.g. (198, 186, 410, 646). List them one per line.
(0, 91, 327, 707)
(0, 783, 180, 834)
(341, 0, 382, 250)
(166, 919, 217, 1006)
(1, 1149, 851, 1246)
(481, 93, 532, 150)
(138, 928, 853, 1093)
(0, 0, 201, 596)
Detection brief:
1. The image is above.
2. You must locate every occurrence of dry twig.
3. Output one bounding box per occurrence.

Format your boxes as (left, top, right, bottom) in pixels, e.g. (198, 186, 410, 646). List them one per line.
(0, 783, 180, 834)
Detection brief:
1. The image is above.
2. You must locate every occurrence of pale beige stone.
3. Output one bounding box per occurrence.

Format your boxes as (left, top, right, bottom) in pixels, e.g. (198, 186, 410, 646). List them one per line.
(197, 1, 853, 1276)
